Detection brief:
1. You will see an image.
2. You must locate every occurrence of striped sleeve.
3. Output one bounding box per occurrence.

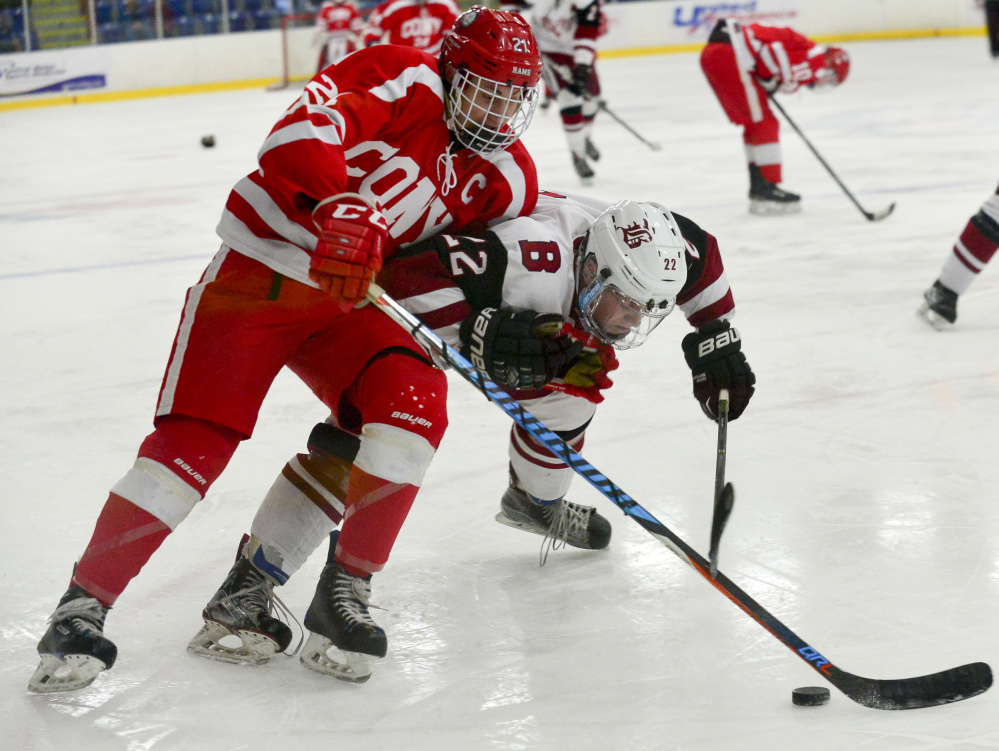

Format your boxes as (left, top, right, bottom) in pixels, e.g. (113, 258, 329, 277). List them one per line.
(672, 212, 735, 329)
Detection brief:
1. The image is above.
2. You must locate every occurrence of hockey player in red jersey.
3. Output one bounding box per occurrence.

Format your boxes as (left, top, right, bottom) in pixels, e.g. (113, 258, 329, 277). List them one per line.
(503, 0, 606, 182)
(919, 182, 999, 328)
(314, 0, 363, 71)
(189, 192, 755, 677)
(361, 0, 460, 55)
(699, 18, 850, 215)
(29, 6, 543, 693)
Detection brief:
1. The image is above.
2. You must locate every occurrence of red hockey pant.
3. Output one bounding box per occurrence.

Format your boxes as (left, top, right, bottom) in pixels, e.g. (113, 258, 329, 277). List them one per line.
(700, 41, 783, 183)
(72, 248, 446, 604)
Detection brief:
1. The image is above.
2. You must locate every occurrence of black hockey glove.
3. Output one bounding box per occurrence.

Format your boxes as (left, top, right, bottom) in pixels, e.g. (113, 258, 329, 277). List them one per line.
(681, 319, 756, 421)
(459, 308, 584, 391)
(566, 63, 592, 96)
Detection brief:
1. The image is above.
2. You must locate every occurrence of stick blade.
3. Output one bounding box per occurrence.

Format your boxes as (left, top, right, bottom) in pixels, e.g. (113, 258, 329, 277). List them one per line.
(866, 202, 896, 222)
(708, 482, 735, 579)
(837, 661, 992, 710)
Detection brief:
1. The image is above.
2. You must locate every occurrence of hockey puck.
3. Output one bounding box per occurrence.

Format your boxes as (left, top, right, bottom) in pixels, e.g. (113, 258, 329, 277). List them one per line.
(201, 135, 216, 148)
(792, 686, 830, 706)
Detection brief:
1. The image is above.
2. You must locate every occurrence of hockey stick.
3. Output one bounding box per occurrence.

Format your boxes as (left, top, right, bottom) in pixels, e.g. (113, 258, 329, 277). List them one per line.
(708, 390, 734, 580)
(596, 100, 663, 151)
(767, 94, 895, 222)
(366, 283, 991, 710)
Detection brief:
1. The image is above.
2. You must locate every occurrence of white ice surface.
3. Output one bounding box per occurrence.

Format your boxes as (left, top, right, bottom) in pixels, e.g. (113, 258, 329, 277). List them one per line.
(2, 35, 999, 751)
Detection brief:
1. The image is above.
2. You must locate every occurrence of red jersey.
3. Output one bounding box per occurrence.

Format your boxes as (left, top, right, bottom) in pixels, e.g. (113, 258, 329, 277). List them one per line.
(727, 20, 829, 93)
(315, 0, 362, 38)
(361, 0, 460, 55)
(216, 45, 538, 289)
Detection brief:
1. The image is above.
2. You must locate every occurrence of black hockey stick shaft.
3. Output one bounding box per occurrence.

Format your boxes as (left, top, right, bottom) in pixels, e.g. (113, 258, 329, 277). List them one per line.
(767, 93, 895, 222)
(708, 390, 734, 579)
(596, 100, 662, 151)
(366, 283, 991, 710)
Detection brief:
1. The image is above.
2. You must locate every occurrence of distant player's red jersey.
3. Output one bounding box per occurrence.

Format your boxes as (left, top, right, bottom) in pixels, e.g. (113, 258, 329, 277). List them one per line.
(361, 0, 460, 55)
(730, 22, 828, 93)
(316, 0, 361, 37)
(216, 45, 538, 289)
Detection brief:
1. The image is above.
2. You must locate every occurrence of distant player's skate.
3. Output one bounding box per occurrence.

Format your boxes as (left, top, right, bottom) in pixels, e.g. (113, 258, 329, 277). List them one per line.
(918, 280, 958, 329)
(29, 585, 117, 693)
(187, 537, 294, 665)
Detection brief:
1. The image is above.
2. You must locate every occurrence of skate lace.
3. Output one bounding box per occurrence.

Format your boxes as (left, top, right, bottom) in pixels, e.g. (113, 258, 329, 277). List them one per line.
(333, 572, 384, 627)
(540, 501, 591, 566)
(217, 576, 304, 656)
(50, 597, 107, 637)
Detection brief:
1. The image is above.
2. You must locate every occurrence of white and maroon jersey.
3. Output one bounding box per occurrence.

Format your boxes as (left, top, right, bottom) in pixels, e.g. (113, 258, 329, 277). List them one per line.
(316, 0, 362, 39)
(216, 45, 538, 289)
(379, 191, 735, 350)
(721, 19, 829, 93)
(361, 0, 460, 55)
(502, 0, 601, 65)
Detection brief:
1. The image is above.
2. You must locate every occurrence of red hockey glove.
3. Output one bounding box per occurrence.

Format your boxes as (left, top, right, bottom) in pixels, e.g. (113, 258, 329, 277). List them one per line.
(310, 193, 388, 308)
(545, 324, 620, 404)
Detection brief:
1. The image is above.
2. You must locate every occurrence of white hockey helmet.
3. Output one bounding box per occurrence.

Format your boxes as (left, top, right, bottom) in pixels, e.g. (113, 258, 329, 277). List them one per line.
(575, 200, 687, 350)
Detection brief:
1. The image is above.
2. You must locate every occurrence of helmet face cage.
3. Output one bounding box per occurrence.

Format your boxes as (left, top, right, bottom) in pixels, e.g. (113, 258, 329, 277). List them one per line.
(574, 201, 687, 350)
(439, 7, 542, 155)
(447, 69, 539, 155)
(576, 250, 675, 350)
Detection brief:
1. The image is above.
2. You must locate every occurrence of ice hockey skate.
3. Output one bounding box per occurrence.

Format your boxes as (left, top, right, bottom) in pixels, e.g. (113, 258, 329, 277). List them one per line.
(585, 137, 600, 162)
(300, 532, 387, 683)
(496, 483, 612, 561)
(187, 539, 295, 665)
(918, 280, 958, 329)
(748, 164, 801, 215)
(572, 153, 595, 183)
(29, 585, 117, 693)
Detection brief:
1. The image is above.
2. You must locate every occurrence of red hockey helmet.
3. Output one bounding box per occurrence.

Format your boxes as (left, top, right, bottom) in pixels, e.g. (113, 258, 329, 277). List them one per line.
(824, 46, 850, 85)
(440, 7, 542, 90)
(439, 6, 542, 154)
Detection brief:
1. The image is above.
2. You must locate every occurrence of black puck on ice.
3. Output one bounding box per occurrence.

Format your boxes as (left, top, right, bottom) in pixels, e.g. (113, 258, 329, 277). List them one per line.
(792, 686, 830, 706)
(201, 135, 216, 148)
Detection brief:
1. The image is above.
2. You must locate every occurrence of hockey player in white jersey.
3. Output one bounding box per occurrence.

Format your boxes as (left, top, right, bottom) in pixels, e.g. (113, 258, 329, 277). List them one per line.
(502, 0, 606, 182)
(186, 193, 756, 680)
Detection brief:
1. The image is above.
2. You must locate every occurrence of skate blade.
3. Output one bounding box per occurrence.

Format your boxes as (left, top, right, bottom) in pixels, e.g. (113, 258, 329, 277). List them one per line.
(749, 200, 802, 216)
(917, 302, 953, 330)
(186, 621, 281, 666)
(28, 653, 107, 693)
(299, 632, 376, 683)
(495, 510, 547, 539)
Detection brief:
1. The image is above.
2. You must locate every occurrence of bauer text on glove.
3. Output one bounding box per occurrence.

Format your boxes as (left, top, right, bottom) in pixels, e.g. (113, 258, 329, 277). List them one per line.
(459, 308, 584, 391)
(681, 319, 756, 420)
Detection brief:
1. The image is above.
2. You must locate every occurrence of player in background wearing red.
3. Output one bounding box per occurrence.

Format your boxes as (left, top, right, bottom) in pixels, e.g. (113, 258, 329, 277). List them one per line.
(503, 0, 605, 183)
(29, 7, 543, 693)
(699, 18, 850, 215)
(919, 182, 999, 328)
(193, 192, 755, 674)
(361, 0, 460, 55)
(314, 0, 363, 71)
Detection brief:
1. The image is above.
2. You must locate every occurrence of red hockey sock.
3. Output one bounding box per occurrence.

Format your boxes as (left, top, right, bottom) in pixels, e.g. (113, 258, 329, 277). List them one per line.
(71, 493, 172, 607)
(334, 466, 419, 578)
(72, 416, 242, 606)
